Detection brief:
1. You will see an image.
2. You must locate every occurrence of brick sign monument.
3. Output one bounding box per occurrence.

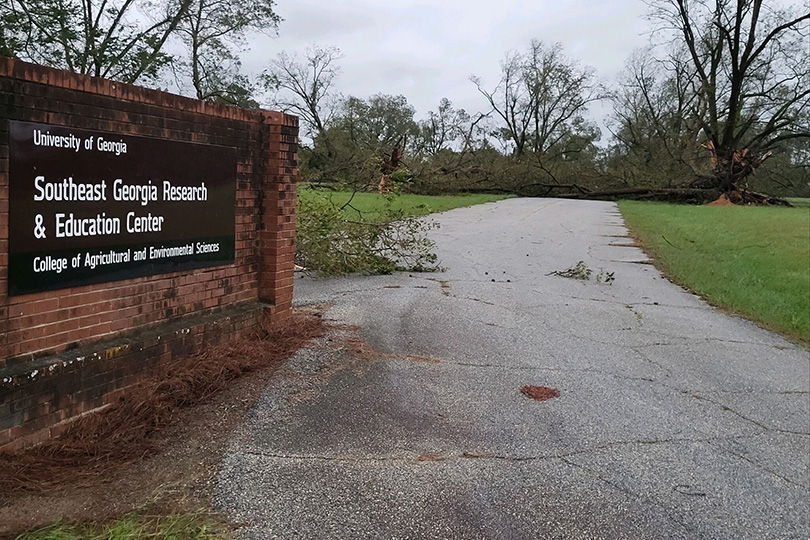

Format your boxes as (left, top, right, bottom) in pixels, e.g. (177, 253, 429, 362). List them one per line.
(0, 58, 299, 450)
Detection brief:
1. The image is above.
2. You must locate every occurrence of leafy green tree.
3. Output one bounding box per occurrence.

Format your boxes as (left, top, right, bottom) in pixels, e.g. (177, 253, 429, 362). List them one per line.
(301, 93, 419, 190)
(339, 94, 419, 152)
(175, 0, 280, 104)
(1, 0, 277, 103)
(2, 0, 192, 84)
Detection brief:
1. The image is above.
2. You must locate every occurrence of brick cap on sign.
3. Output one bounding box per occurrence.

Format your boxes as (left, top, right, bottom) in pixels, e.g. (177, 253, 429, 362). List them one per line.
(261, 111, 299, 127)
(0, 57, 297, 125)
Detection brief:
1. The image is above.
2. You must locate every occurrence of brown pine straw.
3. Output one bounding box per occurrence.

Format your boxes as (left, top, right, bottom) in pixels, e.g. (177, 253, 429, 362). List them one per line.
(0, 312, 327, 495)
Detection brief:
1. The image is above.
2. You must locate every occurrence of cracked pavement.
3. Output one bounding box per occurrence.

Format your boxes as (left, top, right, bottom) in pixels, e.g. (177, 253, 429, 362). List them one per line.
(215, 198, 810, 539)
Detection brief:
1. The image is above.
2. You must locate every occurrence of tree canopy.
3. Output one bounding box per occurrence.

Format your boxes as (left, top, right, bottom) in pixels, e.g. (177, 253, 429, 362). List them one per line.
(1, 0, 279, 101)
(176, 0, 280, 104)
(2, 0, 192, 84)
(2, 0, 808, 201)
(472, 41, 602, 159)
(648, 0, 810, 192)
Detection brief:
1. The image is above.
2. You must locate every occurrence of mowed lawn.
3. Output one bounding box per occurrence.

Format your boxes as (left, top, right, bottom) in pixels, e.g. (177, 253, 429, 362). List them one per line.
(298, 187, 510, 220)
(619, 200, 810, 344)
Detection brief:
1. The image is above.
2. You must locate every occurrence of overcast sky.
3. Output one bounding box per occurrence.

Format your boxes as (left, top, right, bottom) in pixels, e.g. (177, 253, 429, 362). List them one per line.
(242, 0, 653, 138)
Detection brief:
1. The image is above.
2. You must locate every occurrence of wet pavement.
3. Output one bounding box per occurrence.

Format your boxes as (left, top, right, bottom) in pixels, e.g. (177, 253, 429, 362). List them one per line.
(215, 198, 809, 539)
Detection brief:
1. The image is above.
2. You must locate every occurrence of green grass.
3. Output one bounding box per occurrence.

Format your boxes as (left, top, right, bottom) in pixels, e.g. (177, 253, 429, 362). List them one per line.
(787, 197, 810, 208)
(15, 512, 230, 540)
(298, 188, 510, 221)
(618, 201, 810, 344)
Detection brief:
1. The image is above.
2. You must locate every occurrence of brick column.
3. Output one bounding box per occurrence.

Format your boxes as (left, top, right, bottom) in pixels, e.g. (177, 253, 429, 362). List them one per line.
(257, 111, 298, 320)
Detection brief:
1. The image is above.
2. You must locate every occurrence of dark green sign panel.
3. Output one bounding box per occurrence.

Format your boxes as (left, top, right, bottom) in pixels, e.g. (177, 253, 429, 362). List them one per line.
(8, 121, 237, 296)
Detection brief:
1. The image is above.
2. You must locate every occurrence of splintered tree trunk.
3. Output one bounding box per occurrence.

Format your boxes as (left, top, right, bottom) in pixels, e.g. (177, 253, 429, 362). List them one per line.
(714, 146, 766, 191)
(711, 146, 791, 206)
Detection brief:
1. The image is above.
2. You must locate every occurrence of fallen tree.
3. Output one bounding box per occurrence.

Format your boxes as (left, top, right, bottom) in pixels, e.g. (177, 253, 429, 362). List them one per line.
(530, 184, 792, 206)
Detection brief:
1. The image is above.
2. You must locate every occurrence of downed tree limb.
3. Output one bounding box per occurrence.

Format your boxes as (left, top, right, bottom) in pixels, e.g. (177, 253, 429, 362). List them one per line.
(722, 190, 792, 207)
(554, 187, 715, 201)
(517, 183, 593, 196)
(552, 187, 793, 206)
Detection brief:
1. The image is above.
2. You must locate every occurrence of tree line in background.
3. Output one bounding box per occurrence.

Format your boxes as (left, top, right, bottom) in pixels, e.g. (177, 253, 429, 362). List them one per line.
(1, 0, 808, 202)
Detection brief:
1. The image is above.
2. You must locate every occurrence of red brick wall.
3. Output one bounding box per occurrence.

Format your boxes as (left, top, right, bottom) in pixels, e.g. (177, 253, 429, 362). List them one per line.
(0, 58, 298, 449)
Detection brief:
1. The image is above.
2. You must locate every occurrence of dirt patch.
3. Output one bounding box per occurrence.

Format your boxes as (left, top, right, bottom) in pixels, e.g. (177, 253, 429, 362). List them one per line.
(343, 337, 441, 364)
(707, 193, 734, 206)
(406, 355, 441, 364)
(417, 451, 447, 462)
(344, 337, 380, 362)
(0, 307, 328, 537)
(520, 385, 560, 401)
(462, 452, 495, 459)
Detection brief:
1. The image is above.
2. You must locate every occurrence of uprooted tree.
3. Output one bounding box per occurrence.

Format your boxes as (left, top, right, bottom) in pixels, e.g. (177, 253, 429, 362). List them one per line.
(647, 0, 809, 203)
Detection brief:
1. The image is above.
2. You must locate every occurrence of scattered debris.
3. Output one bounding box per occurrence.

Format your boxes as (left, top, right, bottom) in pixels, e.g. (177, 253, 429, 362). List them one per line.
(547, 261, 592, 280)
(344, 337, 379, 362)
(426, 278, 452, 296)
(596, 269, 615, 284)
(548, 261, 615, 284)
(343, 337, 441, 364)
(440, 280, 451, 296)
(520, 385, 560, 401)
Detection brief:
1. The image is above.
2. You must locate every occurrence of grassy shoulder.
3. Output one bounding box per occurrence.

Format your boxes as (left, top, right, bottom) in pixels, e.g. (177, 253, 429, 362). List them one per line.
(298, 188, 510, 221)
(618, 201, 810, 344)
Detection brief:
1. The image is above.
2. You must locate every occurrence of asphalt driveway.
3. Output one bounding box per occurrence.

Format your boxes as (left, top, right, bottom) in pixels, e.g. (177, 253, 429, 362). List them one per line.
(214, 198, 809, 539)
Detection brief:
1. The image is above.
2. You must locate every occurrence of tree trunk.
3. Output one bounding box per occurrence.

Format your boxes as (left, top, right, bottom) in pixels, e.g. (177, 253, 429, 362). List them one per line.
(714, 146, 773, 193)
(700, 145, 788, 205)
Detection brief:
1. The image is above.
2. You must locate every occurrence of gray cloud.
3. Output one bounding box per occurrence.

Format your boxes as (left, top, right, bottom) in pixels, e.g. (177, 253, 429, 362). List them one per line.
(243, 0, 651, 123)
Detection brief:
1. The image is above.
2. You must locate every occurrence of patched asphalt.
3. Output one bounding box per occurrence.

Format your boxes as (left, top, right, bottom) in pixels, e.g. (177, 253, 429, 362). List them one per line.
(214, 198, 810, 539)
